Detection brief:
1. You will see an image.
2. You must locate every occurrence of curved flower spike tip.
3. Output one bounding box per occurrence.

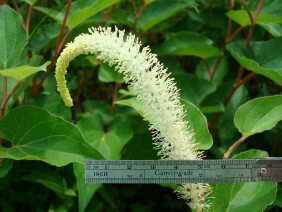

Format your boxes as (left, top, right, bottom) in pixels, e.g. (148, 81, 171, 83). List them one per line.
(55, 26, 211, 211)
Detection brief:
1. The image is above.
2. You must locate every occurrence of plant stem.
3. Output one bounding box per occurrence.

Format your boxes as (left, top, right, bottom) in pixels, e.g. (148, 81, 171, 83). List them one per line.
(130, 0, 138, 15)
(25, 5, 33, 32)
(225, 0, 235, 42)
(235, 65, 245, 85)
(132, 0, 147, 32)
(1, 77, 7, 118)
(226, 26, 244, 43)
(57, 28, 73, 55)
(12, 0, 21, 13)
(37, 0, 72, 93)
(240, 0, 254, 25)
(55, 0, 72, 56)
(202, 58, 212, 79)
(100, 4, 117, 25)
(111, 83, 121, 115)
(211, 55, 222, 80)
(224, 136, 247, 159)
(244, 0, 264, 47)
(1, 80, 22, 118)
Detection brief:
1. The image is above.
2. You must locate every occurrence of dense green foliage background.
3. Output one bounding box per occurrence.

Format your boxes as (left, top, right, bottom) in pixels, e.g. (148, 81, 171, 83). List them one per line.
(0, 0, 281, 211)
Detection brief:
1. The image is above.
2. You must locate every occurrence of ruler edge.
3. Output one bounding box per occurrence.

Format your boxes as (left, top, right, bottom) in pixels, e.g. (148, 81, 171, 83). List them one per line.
(85, 159, 282, 184)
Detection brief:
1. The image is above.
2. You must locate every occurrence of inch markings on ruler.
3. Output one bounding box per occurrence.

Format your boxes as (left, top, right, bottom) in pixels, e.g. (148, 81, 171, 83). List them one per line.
(85, 158, 282, 184)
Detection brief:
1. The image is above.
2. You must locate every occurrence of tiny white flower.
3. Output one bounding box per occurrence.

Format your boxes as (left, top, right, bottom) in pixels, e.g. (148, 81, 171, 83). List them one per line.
(55, 26, 211, 211)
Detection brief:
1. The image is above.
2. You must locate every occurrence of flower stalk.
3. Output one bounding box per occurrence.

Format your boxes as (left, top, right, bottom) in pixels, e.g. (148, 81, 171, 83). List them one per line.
(55, 26, 211, 211)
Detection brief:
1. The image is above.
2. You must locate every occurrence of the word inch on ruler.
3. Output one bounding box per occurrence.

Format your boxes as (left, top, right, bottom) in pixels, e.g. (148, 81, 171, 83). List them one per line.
(85, 158, 282, 184)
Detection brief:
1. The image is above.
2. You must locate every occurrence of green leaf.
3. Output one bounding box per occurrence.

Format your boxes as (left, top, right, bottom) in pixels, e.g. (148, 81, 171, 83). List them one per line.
(226, 10, 282, 27)
(22, 167, 76, 202)
(98, 63, 124, 83)
(0, 106, 104, 166)
(123, 116, 157, 160)
(115, 98, 144, 116)
(226, 38, 282, 85)
(0, 61, 49, 80)
(21, 0, 38, 5)
(117, 97, 212, 150)
(81, 100, 112, 123)
(29, 92, 72, 122)
(157, 32, 220, 58)
(234, 95, 282, 137)
(199, 102, 225, 114)
(210, 149, 277, 212)
(77, 114, 133, 160)
(180, 99, 213, 150)
(73, 163, 101, 212)
(66, 0, 120, 28)
(174, 73, 216, 106)
(35, 0, 119, 28)
(218, 85, 249, 140)
(0, 5, 28, 69)
(33, 6, 62, 24)
(226, 1, 282, 37)
(0, 159, 13, 178)
(75, 114, 132, 211)
(137, 0, 197, 31)
(30, 23, 62, 50)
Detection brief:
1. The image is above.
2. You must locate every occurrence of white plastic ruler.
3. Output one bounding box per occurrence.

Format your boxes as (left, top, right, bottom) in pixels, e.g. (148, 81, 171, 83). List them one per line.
(85, 158, 282, 184)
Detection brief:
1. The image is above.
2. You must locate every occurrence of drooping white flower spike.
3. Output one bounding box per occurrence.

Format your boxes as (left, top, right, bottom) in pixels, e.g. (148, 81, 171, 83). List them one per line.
(55, 26, 211, 211)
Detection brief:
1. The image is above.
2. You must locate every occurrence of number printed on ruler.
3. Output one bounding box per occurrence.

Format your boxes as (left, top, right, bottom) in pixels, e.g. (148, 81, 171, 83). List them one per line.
(85, 159, 282, 184)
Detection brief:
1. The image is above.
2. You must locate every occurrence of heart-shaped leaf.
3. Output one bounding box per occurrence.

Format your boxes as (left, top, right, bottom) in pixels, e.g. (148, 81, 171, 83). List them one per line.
(226, 38, 282, 85)
(75, 113, 133, 211)
(0, 61, 50, 80)
(0, 5, 28, 69)
(77, 113, 133, 160)
(234, 95, 282, 137)
(210, 149, 277, 212)
(0, 106, 104, 166)
(157, 32, 220, 58)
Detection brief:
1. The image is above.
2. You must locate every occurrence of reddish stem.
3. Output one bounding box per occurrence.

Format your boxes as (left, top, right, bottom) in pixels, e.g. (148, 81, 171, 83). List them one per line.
(111, 83, 121, 115)
(37, 0, 72, 92)
(55, 0, 72, 55)
(202, 58, 212, 79)
(100, 4, 117, 25)
(211, 55, 222, 80)
(238, 72, 257, 86)
(57, 28, 73, 55)
(226, 26, 244, 43)
(1, 81, 22, 114)
(224, 136, 247, 159)
(235, 66, 245, 85)
(245, 0, 264, 48)
(240, 0, 254, 25)
(1, 77, 7, 118)
(25, 5, 33, 32)
(130, 0, 138, 14)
